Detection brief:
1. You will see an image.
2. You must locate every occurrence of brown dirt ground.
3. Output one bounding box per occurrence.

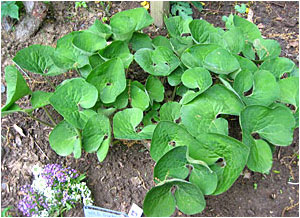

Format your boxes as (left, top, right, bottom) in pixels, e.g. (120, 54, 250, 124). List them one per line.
(1, 1, 299, 217)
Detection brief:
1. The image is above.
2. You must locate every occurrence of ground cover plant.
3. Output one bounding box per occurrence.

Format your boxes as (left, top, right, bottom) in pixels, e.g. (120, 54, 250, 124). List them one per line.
(1, 6, 298, 217)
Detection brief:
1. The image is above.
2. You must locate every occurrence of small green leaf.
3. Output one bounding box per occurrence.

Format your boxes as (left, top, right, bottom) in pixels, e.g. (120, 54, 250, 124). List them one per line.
(1, 1, 19, 20)
(181, 67, 212, 92)
(87, 19, 112, 39)
(168, 67, 184, 86)
(189, 19, 217, 43)
(152, 36, 173, 50)
(130, 32, 153, 51)
(1, 66, 31, 112)
(145, 75, 164, 103)
(87, 58, 126, 104)
(260, 57, 295, 79)
(253, 38, 281, 61)
(113, 108, 155, 140)
(72, 31, 107, 54)
(110, 15, 136, 41)
(97, 133, 111, 162)
(134, 47, 180, 76)
(278, 77, 299, 109)
(49, 120, 81, 157)
(164, 16, 191, 38)
(203, 48, 240, 74)
(160, 102, 181, 122)
(30, 91, 53, 109)
(181, 44, 221, 69)
(50, 78, 98, 129)
(13, 45, 65, 76)
(98, 41, 133, 68)
(82, 113, 111, 153)
(130, 81, 150, 111)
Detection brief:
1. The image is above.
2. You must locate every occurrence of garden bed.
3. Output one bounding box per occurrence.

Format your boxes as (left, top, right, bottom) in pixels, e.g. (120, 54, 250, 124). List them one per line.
(1, 1, 299, 217)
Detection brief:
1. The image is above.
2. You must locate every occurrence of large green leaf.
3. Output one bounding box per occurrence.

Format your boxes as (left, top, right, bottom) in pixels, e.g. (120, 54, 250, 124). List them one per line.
(49, 120, 81, 158)
(111, 7, 153, 31)
(134, 47, 180, 76)
(30, 91, 53, 109)
(98, 41, 133, 68)
(240, 105, 295, 172)
(181, 67, 212, 92)
(236, 70, 280, 106)
(203, 48, 240, 74)
(181, 85, 244, 137)
(1, 66, 31, 112)
(87, 19, 112, 39)
(52, 31, 89, 70)
(82, 113, 111, 153)
(253, 38, 281, 61)
(232, 15, 262, 43)
(50, 78, 98, 129)
(181, 44, 221, 69)
(13, 45, 65, 76)
(143, 179, 205, 217)
(160, 102, 181, 122)
(150, 121, 249, 195)
(113, 108, 155, 140)
(130, 32, 153, 51)
(86, 58, 126, 104)
(260, 57, 295, 79)
(164, 16, 191, 38)
(223, 27, 245, 54)
(278, 77, 299, 109)
(130, 81, 150, 111)
(189, 19, 217, 43)
(145, 75, 164, 103)
(110, 15, 136, 41)
(72, 31, 107, 54)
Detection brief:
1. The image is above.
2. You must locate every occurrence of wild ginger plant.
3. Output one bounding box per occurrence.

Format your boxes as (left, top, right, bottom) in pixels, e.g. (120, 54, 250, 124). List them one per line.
(1, 7, 298, 217)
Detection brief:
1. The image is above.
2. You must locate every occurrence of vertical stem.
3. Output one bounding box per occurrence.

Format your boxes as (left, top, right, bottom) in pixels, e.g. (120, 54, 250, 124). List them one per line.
(43, 106, 57, 125)
(170, 85, 177, 101)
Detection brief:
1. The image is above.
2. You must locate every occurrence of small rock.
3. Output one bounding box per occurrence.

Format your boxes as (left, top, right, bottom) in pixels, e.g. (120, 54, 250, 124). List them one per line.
(1, 83, 5, 93)
(130, 177, 141, 186)
(15, 135, 22, 146)
(247, 209, 255, 216)
(1, 183, 7, 191)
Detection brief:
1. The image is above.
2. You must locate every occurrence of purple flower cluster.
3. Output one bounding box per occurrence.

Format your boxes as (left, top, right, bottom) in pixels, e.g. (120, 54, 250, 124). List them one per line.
(42, 164, 79, 186)
(18, 185, 49, 217)
(18, 164, 81, 217)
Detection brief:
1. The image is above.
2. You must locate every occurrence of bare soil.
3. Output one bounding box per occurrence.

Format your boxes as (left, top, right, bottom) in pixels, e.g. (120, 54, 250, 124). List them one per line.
(1, 1, 299, 217)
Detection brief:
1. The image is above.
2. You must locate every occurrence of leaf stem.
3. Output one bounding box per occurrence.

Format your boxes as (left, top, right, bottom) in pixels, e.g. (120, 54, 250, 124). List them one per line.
(26, 113, 55, 128)
(43, 106, 57, 125)
(44, 77, 56, 90)
(170, 85, 177, 101)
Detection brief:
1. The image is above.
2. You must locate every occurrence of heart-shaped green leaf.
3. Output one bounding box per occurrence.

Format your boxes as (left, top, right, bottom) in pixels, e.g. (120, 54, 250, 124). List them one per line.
(86, 58, 126, 104)
(278, 77, 299, 109)
(181, 85, 244, 137)
(181, 67, 212, 92)
(152, 36, 173, 50)
(168, 67, 184, 86)
(13, 45, 65, 76)
(113, 108, 155, 140)
(181, 44, 221, 69)
(164, 16, 191, 38)
(72, 31, 107, 54)
(170, 36, 194, 56)
(82, 113, 111, 153)
(111, 7, 153, 31)
(203, 48, 240, 74)
(30, 91, 53, 109)
(160, 102, 181, 122)
(110, 15, 136, 41)
(232, 15, 262, 43)
(253, 38, 281, 61)
(260, 57, 295, 79)
(235, 70, 279, 106)
(1, 66, 31, 112)
(87, 19, 112, 39)
(189, 19, 217, 43)
(49, 120, 81, 158)
(145, 75, 164, 103)
(230, 54, 257, 79)
(223, 27, 245, 54)
(143, 179, 205, 217)
(130, 32, 153, 51)
(134, 47, 180, 76)
(98, 41, 133, 68)
(50, 78, 98, 129)
(130, 81, 150, 111)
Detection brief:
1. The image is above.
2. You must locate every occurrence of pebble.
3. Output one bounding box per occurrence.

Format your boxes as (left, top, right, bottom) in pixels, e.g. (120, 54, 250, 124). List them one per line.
(1, 83, 5, 93)
(247, 209, 255, 216)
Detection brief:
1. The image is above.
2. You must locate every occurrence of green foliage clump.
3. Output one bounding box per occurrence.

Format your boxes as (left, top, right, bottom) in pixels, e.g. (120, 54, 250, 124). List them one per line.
(1, 6, 298, 217)
(1, 1, 22, 20)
